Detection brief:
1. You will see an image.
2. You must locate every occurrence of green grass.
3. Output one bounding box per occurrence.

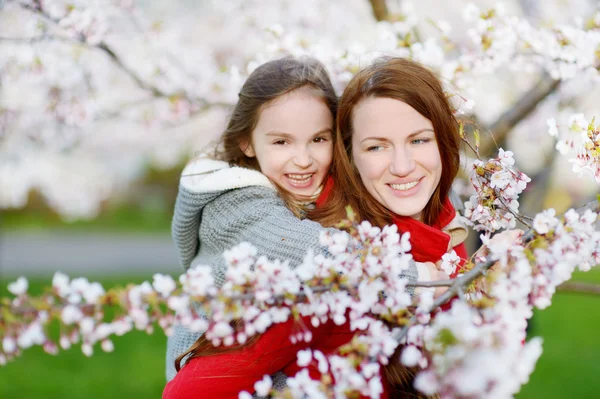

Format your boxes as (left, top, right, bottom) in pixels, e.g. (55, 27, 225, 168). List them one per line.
(1, 271, 599, 399)
(518, 268, 600, 399)
(1, 204, 172, 234)
(0, 276, 167, 399)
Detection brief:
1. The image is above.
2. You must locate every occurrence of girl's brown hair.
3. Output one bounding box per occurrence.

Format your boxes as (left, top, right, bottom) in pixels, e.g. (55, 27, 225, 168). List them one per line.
(311, 57, 460, 228)
(175, 56, 337, 371)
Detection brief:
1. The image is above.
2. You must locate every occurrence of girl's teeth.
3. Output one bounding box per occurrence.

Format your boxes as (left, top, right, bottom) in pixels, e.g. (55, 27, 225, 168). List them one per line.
(287, 174, 312, 182)
(390, 181, 418, 191)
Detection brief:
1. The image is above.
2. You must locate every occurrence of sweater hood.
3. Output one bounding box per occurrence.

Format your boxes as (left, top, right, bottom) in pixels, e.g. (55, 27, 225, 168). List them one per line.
(172, 157, 275, 269)
(180, 157, 273, 194)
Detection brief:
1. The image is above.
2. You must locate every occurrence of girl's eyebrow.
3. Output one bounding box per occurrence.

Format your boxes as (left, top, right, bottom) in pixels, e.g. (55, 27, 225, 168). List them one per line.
(266, 128, 333, 138)
(360, 128, 434, 143)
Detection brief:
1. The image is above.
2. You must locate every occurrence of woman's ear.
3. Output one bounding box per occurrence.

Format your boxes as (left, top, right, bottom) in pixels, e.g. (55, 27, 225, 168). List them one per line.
(239, 139, 255, 157)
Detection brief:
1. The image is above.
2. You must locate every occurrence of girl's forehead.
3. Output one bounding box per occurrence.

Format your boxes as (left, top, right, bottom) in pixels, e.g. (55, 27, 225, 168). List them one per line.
(253, 91, 334, 139)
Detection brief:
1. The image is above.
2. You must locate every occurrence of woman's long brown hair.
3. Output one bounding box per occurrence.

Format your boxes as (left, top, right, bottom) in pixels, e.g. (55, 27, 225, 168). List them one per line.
(310, 57, 459, 397)
(175, 56, 338, 372)
(310, 57, 460, 229)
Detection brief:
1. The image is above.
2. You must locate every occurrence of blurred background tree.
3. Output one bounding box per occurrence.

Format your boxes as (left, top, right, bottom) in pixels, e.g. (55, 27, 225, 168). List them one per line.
(1, 0, 599, 398)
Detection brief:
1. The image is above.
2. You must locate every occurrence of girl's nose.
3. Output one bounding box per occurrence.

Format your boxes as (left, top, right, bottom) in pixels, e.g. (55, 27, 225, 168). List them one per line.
(293, 147, 313, 168)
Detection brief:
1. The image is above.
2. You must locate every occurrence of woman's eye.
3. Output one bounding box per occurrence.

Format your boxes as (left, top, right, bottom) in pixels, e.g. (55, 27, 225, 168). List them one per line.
(411, 138, 431, 145)
(366, 145, 383, 152)
(313, 137, 328, 143)
(273, 140, 288, 145)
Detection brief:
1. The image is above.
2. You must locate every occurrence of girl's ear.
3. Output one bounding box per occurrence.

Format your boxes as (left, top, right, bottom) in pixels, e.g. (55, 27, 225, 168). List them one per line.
(239, 139, 255, 157)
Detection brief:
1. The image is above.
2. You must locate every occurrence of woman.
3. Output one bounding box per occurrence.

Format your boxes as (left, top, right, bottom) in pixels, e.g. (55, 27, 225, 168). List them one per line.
(312, 57, 469, 396)
(164, 56, 427, 398)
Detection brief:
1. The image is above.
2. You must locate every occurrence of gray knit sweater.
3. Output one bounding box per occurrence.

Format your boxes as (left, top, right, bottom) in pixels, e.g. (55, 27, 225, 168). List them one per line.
(166, 158, 418, 390)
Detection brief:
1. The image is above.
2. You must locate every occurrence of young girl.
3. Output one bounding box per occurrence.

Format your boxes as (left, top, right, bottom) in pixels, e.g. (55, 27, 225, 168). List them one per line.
(312, 57, 469, 396)
(164, 57, 424, 398)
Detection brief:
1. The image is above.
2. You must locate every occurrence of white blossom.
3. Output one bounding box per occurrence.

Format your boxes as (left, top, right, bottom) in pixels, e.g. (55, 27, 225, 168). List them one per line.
(8, 277, 28, 296)
(152, 274, 176, 298)
(254, 375, 272, 397)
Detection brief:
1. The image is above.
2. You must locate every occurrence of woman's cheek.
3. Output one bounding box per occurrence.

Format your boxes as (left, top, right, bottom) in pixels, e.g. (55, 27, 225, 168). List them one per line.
(358, 155, 379, 180)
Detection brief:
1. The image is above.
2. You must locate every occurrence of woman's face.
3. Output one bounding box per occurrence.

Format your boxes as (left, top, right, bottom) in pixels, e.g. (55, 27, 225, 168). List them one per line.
(243, 86, 334, 200)
(351, 97, 442, 221)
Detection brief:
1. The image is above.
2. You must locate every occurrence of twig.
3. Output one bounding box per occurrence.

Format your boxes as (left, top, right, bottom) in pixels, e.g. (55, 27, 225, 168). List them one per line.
(557, 281, 600, 295)
(368, 0, 389, 21)
(394, 254, 497, 342)
(0, 35, 80, 45)
(407, 280, 454, 288)
(460, 136, 481, 159)
(496, 195, 533, 227)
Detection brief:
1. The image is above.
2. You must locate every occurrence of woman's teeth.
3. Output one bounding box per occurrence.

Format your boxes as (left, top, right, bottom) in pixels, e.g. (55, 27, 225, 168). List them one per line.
(390, 180, 419, 191)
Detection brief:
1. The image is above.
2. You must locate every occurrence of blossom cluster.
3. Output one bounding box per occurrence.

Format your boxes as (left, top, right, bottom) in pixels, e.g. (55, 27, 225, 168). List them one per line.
(528, 207, 600, 308)
(464, 148, 532, 232)
(548, 114, 600, 182)
(400, 200, 599, 398)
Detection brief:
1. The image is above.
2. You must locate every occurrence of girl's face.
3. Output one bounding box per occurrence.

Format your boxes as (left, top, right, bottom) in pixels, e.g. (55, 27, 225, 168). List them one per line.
(351, 97, 442, 221)
(243, 86, 334, 200)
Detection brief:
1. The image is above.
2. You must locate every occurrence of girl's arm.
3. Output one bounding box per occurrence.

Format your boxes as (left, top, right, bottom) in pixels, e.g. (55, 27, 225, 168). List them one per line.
(163, 316, 329, 399)
(198, 185, 418, 289)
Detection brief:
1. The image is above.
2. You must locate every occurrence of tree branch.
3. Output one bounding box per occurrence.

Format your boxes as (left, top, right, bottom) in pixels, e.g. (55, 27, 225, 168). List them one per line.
(0, 35, 80, 45)
(480, 73, 561, 156)
(368, 0, 389, 21)
(557, 281, 600, 295)
(14, 2, 183, 99)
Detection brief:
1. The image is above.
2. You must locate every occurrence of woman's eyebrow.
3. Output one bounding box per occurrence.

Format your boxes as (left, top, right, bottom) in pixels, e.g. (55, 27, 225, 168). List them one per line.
(407, 128, 435, 138)
(360, 136, 390, 143)
(360, 128, 434, 144)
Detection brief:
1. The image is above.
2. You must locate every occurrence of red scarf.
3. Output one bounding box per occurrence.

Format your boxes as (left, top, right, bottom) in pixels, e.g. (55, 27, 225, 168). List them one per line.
(392, 198, 467, 276)
(317, 176, 467, 276)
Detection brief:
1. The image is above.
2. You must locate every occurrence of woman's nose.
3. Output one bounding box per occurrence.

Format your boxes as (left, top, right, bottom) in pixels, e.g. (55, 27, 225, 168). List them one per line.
(389, 147, 416, 176)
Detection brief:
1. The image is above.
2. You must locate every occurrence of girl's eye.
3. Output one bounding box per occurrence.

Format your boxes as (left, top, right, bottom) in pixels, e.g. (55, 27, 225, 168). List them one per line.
(313, 136, 328, 143)
(273, 140, 288, 145)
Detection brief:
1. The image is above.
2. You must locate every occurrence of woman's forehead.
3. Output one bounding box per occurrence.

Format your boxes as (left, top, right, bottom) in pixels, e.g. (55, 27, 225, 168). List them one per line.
(351, 97, 433, 137)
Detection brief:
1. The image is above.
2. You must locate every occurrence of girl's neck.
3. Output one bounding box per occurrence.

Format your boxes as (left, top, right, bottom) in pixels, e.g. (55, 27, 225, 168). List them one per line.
(293, 184, 324, 206)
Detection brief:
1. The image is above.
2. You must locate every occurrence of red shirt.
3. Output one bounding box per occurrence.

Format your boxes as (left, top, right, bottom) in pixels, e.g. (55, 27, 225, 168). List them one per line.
(163, 317, 366, 399)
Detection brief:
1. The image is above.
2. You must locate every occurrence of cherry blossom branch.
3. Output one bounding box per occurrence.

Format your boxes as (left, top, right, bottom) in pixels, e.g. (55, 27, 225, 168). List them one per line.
(395, 198, 600, 343)
(0, 278, 456, 318)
